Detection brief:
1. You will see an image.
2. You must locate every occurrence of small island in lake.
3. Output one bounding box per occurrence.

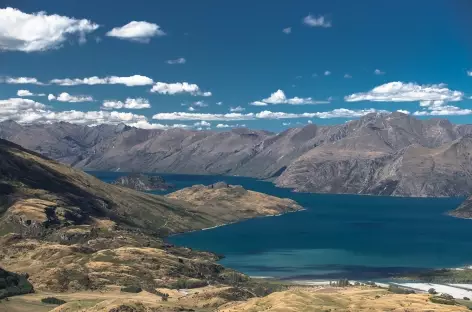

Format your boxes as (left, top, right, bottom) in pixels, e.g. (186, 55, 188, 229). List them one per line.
(111, 173, 174, 191)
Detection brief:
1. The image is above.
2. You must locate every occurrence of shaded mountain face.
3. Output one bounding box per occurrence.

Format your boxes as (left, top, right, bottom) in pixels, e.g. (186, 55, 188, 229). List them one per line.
(0, 138, 216, 237)
(2, 112, 472, 197)
(276, 136, 472, 197)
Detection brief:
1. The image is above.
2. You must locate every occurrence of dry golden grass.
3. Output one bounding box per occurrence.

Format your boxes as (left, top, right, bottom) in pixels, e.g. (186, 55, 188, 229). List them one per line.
(217, 287, 470, 312)
(0, 286, 236, 312)
(8, 198, 57, 223)
(4, 286, 470, 312)
(0, 235, 232, 293)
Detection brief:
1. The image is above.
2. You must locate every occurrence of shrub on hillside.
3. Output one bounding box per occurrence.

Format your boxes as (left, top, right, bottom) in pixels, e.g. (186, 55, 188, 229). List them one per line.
(41, 297, 67, 305)
(171, 278, 208, 289)
(120, 286, 142, 293)
(428, 288, 437, 295)
(440, 293, 454, 300)
(388, 285, 415, 294)
(0, 269, 34, 300)
(429, 295, 456, 305)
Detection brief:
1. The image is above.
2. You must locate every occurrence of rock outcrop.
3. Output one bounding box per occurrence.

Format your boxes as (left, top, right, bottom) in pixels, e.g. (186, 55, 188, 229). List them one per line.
(111, 173, 173, 191)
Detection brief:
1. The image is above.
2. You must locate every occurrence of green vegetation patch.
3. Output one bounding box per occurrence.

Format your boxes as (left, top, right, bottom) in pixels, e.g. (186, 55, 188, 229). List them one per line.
(388, 285, 415, 294)
(120, 285, 142, 293)
(41, 297, 67, 305)
(170, 278, 208, 289)
(0, 268, 34, 299)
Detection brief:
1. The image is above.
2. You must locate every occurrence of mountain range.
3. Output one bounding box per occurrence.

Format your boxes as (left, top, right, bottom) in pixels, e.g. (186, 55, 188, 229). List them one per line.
(3, 112, 472, 197)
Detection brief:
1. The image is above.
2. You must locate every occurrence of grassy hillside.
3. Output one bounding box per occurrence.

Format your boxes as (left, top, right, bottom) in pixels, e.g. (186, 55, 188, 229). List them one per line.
(0, 138, 300, 298)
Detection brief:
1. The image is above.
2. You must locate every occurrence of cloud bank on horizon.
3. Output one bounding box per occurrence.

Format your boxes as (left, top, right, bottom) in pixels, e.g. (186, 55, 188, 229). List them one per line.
(0, 1, 471, 131)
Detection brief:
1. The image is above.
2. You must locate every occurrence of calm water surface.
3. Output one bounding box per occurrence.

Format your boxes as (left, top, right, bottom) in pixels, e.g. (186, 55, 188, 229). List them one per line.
(91, 172, 472, 281)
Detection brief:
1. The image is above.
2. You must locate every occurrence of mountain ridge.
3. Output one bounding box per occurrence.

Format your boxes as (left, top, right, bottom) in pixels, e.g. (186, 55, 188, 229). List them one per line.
(3, 112, 472, 197)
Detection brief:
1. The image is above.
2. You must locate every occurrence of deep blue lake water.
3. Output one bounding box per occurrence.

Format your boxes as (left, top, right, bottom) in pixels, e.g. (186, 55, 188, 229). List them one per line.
(91, 171, 472, 281)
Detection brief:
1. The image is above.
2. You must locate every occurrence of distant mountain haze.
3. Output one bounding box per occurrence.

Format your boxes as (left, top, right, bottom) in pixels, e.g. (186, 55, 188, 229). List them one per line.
(2, 112, 472, 197)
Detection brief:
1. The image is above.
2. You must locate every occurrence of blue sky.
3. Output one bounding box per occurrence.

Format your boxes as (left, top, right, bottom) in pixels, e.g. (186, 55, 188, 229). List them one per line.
(1, 0, 472, 131)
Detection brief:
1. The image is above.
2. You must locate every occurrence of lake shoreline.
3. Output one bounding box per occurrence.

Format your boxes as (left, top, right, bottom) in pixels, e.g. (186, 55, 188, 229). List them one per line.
(167, 208, 306, 238)
(86, 170, 468, 202)
(92, 172, 472, 284)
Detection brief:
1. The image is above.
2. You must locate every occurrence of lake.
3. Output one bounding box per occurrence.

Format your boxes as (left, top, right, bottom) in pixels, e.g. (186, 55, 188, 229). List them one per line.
(91, 171, 472, 281)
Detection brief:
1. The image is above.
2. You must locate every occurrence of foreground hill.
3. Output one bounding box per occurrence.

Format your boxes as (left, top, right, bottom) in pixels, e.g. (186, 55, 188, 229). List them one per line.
(3, 112, 472, 197)
(4, 285, 470, 312)
(0, 138, 301, 294)
(217, 287, 470, 312)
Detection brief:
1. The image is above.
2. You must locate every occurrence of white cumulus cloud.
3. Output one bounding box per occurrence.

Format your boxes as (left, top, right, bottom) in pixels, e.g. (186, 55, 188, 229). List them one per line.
(193, 101, 208, 107)
(413, 106, 472, 116)
(250, 101, 268, 106)
(344, 74, 352, 79)
(150, 82, 211, 96)
(48, 92, 93, 103)
(0, 7, 99, 52)
(345, 81, 470, 116)
(0, 97, 388, 126)
(374, 69, 385, 75)
(101, 98, 151, 110)
(0, 98, 47, 112)
(396, 110, 410, 115)
(50, 75, 154, 87)
(282, 27, 292, 34)
(152, 109, 386, 121)
(194, 120, 211, 127)
(167, 58, 186, 65)
(0, 98, 191, 129)
(345, 82, 463, 103)
(303, 15, 331, 28)
(230, 106, 245, 112)
(324, 71, 331, 76)
(251, 89, 329, 105)
(126, 121, 189, 129)
(2, 77, 45, 85)
(17, 89, 45, 97)
(216, 123, 246, 128)
(106, 21, 165, 43)
(17, 90, 34, 97)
